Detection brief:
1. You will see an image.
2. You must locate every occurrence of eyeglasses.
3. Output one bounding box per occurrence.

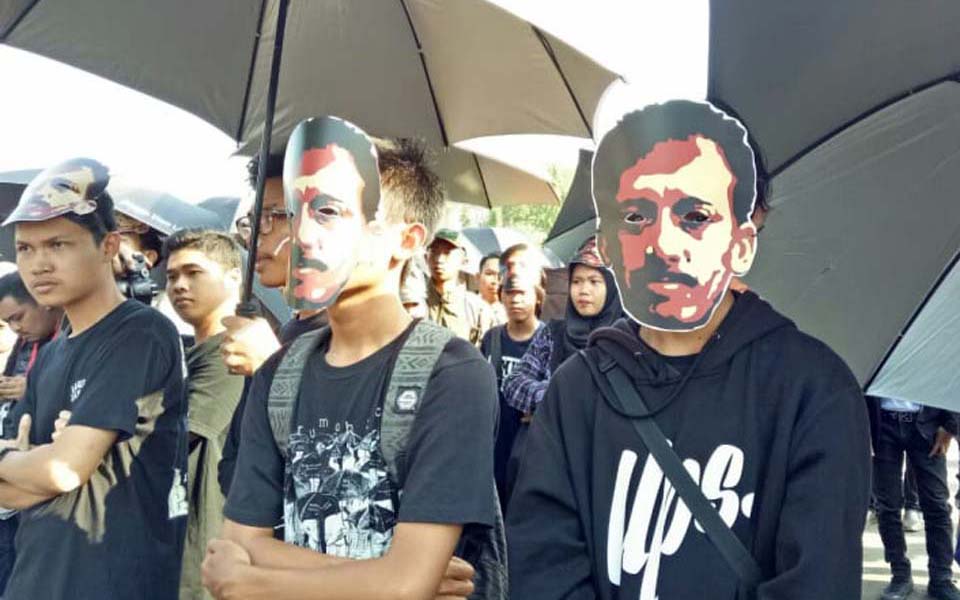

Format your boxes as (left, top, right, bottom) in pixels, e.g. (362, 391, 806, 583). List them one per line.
(235, 208, 290, 235)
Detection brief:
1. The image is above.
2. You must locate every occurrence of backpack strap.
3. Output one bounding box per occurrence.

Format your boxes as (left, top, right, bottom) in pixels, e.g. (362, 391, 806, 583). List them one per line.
(267, 327, 330, 456)
(381, 319, 455, 487)
(579, 347, 763, 592)
(488, 326, 504, 385)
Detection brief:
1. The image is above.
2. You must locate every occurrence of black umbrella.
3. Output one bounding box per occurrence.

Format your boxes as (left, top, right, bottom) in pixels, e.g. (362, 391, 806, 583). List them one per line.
(110, 182, 224, 236)
(743, 80, 960, 400)
(543, 149, 594, 263)
(0, 169, 38, 261)
(708, 0, 960, 176)
(1, 0, 619, 313)
(710, 2, 960, 402)
(198, 196, 243, 232)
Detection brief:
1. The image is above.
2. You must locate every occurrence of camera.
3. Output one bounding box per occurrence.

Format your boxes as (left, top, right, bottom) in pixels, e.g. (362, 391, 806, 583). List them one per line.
(117, 253, 159, 305)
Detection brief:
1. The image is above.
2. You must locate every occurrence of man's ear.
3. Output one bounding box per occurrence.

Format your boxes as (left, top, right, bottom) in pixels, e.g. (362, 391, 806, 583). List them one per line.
(397, 222, 427, 261)
(226, 267, 243, 290)
(144, 249, 159, 268)
(101, 232, 121, 264)
(730, 222, 758, 276)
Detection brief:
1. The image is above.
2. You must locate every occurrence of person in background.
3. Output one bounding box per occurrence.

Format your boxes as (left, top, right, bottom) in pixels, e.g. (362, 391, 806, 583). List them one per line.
(0, 272, 63, 428)
(477, 254, 506, 325)
(480, 269, 543, 512)
(867, 393, 959, 600)
(0, 270, 62, 593)
(501, 237, 622, 422)
(0, 265, 19, 372)
(426, 229, 495, 344)
(163, 229, 247, 600)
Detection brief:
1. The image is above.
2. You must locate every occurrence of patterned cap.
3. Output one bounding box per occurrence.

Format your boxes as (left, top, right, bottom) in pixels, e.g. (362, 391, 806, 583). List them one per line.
(569, 236, 604, 268)
(3, 158, 109, 226)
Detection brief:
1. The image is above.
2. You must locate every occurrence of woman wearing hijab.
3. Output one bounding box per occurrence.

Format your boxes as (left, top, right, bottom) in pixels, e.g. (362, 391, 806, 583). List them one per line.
(500, 237, 622, 505)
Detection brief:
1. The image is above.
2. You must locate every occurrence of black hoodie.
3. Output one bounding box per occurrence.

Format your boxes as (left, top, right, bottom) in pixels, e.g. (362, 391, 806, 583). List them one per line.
(506, 291, 871, 600)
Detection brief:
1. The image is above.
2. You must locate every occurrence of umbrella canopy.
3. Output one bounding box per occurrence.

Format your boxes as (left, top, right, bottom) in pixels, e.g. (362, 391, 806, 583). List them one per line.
(198, 196, 243, 232)
(743, 81, 960, 396)
(109, 181, 224, 235)
(867, 254, 960, 412)
(1, 0, 614, 207)
(459, 226, 560, 274)
(543, 149, 594, 262)
(708, 0, 960, 176)
(0, 169, 37, 261)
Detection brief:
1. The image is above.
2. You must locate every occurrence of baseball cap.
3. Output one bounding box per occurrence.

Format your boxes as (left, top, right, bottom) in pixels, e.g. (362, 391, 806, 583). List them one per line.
(429, 228, 465, 250)
(3, 158, 110, 227)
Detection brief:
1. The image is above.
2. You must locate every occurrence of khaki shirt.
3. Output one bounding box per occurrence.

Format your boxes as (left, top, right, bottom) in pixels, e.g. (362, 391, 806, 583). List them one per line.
(426, 284, 496, 345)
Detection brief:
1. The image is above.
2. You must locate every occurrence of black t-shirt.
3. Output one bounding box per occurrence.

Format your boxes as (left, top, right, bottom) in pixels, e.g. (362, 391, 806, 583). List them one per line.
(217, 311, 328, 497)
(225, 321, 498, 559)
(480, 325, 540, 503)
(5, 300, 188, 600)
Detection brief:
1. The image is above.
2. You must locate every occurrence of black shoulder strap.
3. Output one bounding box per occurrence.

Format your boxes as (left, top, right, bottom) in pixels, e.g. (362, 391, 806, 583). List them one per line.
(580, 349, 762, 590)
(488, 326, 503, 381)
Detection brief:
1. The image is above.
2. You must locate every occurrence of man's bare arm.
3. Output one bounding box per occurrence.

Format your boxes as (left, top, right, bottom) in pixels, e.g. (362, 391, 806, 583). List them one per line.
(207, 522, 464, 600)
(0, 425, 117, 496)
(0, 480, 56, 510)
(223, 519, 350, 570)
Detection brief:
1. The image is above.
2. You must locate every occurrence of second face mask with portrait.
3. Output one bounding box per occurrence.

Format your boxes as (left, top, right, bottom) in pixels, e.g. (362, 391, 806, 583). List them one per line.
(283, 116, 381, 310)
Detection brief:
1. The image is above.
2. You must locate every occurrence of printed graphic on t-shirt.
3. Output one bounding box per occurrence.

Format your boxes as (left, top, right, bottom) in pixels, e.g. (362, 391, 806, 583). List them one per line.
(606, 444, 754, 600)
(499, 356, 522, 388)
(284, 417, 396, 559)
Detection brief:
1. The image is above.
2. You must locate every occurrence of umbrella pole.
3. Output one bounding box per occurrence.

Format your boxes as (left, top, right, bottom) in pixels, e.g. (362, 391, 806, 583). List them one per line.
(238, 0, 291, 317)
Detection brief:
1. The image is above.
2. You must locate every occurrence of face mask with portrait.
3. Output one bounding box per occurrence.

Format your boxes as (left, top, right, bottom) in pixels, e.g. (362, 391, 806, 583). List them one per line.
(592, 99, 758, 332)
(282, 116, 381, 310)
(4, 158, 109, 226)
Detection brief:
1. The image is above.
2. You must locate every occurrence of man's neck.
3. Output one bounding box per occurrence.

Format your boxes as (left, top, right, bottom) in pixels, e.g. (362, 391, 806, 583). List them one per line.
(432, 277, 459, 297)
(65, 276, 126, 337)
(193, 300, 236, 344)
(326, 286, 412, 368)
(639, 291, 735, 357)
(481, 292, 498, 306)
(506, 316, 539, 341)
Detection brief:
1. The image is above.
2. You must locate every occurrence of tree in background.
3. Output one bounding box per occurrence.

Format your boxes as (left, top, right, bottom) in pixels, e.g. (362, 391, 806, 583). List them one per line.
(483, 163, 574, 243)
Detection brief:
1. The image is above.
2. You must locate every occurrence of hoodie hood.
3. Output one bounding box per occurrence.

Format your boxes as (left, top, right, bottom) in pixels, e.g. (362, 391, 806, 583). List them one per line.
(587, 291, 794, 414)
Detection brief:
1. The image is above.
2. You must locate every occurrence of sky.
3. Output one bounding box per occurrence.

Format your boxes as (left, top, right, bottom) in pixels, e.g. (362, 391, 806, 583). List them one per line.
(0, 0, 708, 204)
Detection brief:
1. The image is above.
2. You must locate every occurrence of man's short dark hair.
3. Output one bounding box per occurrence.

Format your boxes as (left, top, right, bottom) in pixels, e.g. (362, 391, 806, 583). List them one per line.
(0, 271, 35, 306)
(593, 100, 757, 225)
(479, 253, 500, 273)
(163, 228, 242, 271)
(245, 153, 285, 189)
(63, 189, 118, 244)
(375, 138, 445, 239)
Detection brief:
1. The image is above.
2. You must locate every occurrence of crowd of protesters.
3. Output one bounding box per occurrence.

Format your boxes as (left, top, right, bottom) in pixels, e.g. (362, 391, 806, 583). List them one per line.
(0, 100, 953, 600)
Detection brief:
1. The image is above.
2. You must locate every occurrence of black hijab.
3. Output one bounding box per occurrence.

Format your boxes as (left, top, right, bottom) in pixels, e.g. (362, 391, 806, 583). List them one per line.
(562, 264, 623, 354)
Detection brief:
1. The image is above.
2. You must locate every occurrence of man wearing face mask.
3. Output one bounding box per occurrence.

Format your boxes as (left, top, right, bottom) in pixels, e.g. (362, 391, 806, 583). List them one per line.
(507, 100, 871, 600)
(204, 119, 500, 600)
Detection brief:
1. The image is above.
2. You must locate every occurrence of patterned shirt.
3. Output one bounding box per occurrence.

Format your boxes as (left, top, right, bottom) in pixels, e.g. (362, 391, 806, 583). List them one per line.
(502, 325, 555, 414)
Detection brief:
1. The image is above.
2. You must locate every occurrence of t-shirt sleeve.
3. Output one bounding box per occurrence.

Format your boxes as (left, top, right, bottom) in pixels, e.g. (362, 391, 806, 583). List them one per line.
(222, 357, 285, 529)
(7, 364, 38, 441)
(67, 323, 177, 441)
(397, 338, 498, 527)
(187, 345, 245, 442)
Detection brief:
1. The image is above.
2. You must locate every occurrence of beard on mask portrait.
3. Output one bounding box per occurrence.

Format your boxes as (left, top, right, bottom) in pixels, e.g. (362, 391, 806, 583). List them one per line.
(591, 99, 759, 332)
(282, 116, 382, 310)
